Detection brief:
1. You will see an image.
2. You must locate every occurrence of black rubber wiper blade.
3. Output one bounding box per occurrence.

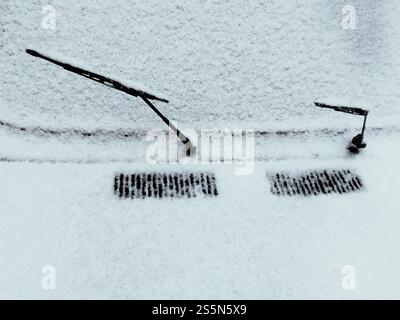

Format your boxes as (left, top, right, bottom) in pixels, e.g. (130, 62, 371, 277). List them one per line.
(314, 102, 368, 116)
(26, 49, 169, 103)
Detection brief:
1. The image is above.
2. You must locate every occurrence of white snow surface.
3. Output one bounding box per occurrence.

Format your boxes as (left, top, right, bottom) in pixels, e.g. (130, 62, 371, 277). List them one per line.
(0, 135, 399, 299)
(2, 0, 400, 131)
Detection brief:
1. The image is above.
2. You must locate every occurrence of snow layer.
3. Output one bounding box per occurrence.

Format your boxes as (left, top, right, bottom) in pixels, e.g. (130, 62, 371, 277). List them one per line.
(2, 0, 400, 131)
(0, 135, 399, 299)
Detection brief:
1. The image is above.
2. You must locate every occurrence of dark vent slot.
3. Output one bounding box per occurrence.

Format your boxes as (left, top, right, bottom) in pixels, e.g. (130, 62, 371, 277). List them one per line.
(268, 169, 364, 196)
(114, 172, 218, 199)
